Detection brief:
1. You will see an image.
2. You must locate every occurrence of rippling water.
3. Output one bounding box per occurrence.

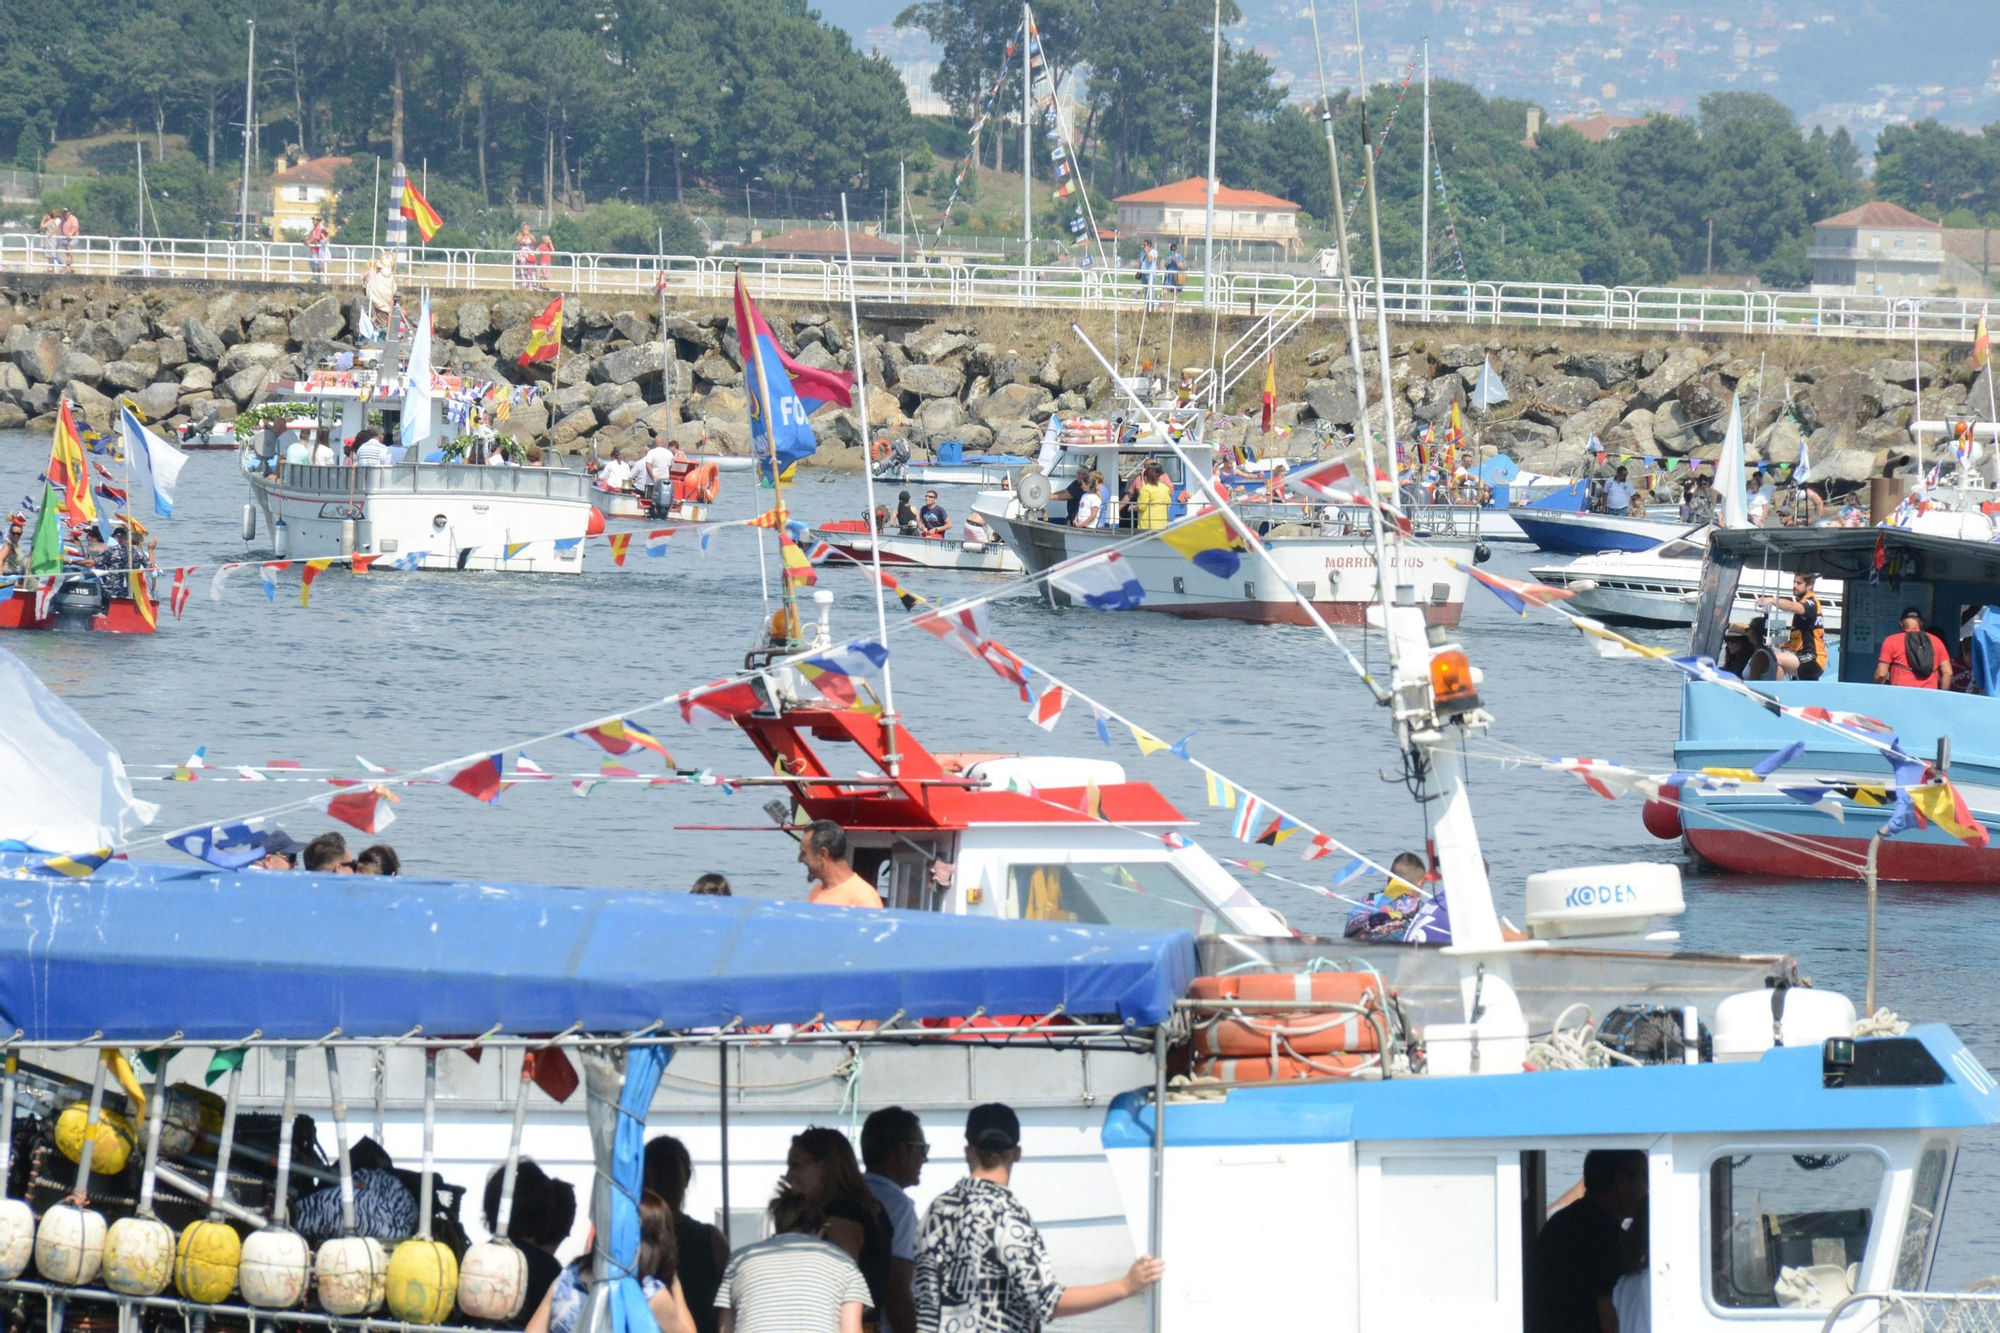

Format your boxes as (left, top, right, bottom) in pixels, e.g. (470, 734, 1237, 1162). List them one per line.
(4, 430, 1998, 1286)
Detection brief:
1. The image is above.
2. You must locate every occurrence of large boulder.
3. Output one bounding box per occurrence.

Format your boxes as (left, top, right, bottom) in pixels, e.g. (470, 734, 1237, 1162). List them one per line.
(132, 382, 180, 420)
(1676, 374, 1729, 436)
(456, 300, 492, 342)
(246, 312, 290, 343)
(1432, 342, 1486, 369)
(975, 381, 1052, 426)
(990, 352, 1036, 389)
(489, 298, 536, 332)
(99, 359, 152, 392)
(794, 341, 845, 375)
(154, 336, 187, 370)
(692, 351, 739, 387)
(1482, 418, 1560, 460)
(494, 323, 535, 367)
(217, 341, 287, 377)
(1409, 373, 1465, 424)
(51, 350, 103, 388)
(0, 402, 25, 430)
(663, 313, 715, 351)
(1304, 370, 1362, 426)
(290, 295, 345, 344)
(1798, 369, 1884, 434)
(63, 381, 114, 419)
(180, 363, 217, 393)
(1559, 394, 1626, 445)
(611, 311, 652, 345)
(0, 362, 26, 402)
(1630, 348, 1701, 409)
(551, 406, 600, 446)
(905, 327, 970, 364)
(224, 363, 274, 406)
(1601, 408, 1656, 456)
(590, 381, 640, 418)
(1869, 358, 1940, 389)
(1651, 401, 1700, 454)
(11, 329, 63, 383)
(75, 321, 131, 363)
(1561, 348, 1642, 389)
(913, 396, 966, 440)
(181, 316, 227, 364)
(1036, 344, 1064, 391)
(594, 344, 661, 387)
(894, 363, 963, 399)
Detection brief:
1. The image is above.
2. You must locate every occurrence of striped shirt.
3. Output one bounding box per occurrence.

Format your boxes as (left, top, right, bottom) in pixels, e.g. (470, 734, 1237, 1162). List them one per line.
(715, 1232, 869, 1333)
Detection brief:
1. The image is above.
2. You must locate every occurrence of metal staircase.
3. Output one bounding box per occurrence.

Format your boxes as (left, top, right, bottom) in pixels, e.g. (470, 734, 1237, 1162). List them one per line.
(1188, 277, 1322, 409)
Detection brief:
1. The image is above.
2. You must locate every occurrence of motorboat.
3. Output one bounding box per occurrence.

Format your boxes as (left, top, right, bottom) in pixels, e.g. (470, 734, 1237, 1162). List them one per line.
(1531, 531, 1847, 630)
(806, 519, 1024, 574)
(871, 437, 1029, 488)
(241, 351, 592, 574)
(976, 418, 1472, 626)
(0, 568, 157, 634)
(587, 459, 722, 524)
(1656, 515, 2000, 882)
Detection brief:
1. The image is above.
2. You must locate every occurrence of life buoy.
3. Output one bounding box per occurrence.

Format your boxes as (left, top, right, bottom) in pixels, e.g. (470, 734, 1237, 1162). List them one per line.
(1189, 1010, 1382, 1058)
(871, 438, 892, 463)
(1189, 973, 1383, 1006)
(1189, 1053, 1373, 1082)
(690, 460, 720, 504)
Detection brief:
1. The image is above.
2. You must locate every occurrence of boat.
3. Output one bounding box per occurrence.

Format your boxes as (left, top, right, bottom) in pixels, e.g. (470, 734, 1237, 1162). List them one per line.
(806, 519, 1024, 573)
(975, 425, 1472, 626)
(871, 437, 1029, 488)
(242, 351, 593, 574)
(0, 570, 157, 634)
(1531, 530, 1849, 629)
(1657, 515, 2000, 882)
(1509, 503, 1699, 554)
(1471, 456, 1579, 542)
(586, 458, 723, 524)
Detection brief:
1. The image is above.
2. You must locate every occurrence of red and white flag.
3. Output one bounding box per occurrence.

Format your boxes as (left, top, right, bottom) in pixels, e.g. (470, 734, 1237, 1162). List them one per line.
(327, 784, 398, 834)
(169, 567, 194, 620)
(1029, 684, 1067, 732)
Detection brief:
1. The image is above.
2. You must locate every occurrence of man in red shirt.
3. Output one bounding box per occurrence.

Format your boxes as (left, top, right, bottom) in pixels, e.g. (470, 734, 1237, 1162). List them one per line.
(799, 819, 883, 908)
(1876, 607, 1953, 690)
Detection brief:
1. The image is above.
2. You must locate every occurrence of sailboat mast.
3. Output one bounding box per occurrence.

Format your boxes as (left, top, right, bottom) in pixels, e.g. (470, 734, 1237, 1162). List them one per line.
(1022, 2, 1033, 272)
(839, 195, 901, 774)
(1419, 39, 1430, 314)
(1202, 0, 1222, 313)
(1352, 0, 1408, 610)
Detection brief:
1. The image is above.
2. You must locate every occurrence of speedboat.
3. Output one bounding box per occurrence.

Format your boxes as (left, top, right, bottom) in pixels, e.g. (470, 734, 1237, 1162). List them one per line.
(1506, 478, 1695, 553)
(1655, 516, 2000, 882)
(872, 437, 1028, 488)
(806, 519, 1024, 573)
(242, 352, 592, 574)
(1531, 531, 1847, 629)
(587, 459, 722, 523)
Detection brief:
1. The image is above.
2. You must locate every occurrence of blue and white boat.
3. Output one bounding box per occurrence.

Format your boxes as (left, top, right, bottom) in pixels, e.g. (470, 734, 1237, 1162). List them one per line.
(1508, 479, 1700, 553)
(1660, 521, 2000, 883)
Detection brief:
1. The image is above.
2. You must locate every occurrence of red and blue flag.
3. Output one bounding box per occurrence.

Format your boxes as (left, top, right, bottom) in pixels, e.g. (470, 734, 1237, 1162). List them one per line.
(733, 272, 854, 479)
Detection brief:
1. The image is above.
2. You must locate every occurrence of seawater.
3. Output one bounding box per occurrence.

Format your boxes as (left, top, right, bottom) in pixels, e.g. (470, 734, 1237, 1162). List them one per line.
(3, 432, 1997, 1287)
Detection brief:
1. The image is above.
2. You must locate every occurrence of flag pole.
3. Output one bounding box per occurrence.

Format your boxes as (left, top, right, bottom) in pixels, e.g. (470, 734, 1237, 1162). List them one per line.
(840, 194, 900, 775)
(548, 297, 563, 460)
(743, 270, 799, 643)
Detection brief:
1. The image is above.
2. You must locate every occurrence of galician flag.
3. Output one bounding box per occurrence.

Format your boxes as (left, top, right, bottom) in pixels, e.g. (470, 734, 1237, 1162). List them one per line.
(120, 404, 188, 518)
(733, 271, 853, 479)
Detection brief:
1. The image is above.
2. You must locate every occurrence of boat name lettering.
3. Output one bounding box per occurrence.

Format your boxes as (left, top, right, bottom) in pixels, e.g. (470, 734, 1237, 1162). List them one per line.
(1564, 882, 1637, 908)
(1323, 555, 1426, 569)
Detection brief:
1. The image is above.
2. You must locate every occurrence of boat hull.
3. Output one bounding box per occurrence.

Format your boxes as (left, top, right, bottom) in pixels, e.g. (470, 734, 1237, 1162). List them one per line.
(874, 461, 1025, 488)
(1533, 556, 1846, 630)
(588, 488, 709, 523)
(249, 463, 592, 574)
(1670, 680, 1998, 882)
(808, 524, 1023, 573)
(0, 590, 158, 634)
(1510, 509, 1691, 554)
(982, 509, 1470, 626)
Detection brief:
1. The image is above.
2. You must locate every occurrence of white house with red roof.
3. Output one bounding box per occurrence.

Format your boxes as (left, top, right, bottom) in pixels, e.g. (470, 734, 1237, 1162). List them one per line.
(1112, 177, 1303, 260)
(1808, 201, 1944, 298)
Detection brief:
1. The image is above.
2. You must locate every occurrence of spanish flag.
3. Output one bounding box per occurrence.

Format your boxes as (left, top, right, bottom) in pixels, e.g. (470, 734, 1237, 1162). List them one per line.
(130, 570, 156, 629)
(1975, 312, 1990, 371)
(779, 535, 817, 585)
(1260, 351, 1276, 434)
(48, 400, 97, 527)
(519, 297, 563, 367)
(399, 178, 443, 244)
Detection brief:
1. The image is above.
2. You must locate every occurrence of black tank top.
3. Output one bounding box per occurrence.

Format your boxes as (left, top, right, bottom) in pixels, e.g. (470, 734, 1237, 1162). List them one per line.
(674, 1215, 726, 1333)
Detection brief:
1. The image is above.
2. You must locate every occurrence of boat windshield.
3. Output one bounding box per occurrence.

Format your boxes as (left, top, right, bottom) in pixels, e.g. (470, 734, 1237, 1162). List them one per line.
(1004, 859, 1220, 933)
(1657, 539, 1705, 561)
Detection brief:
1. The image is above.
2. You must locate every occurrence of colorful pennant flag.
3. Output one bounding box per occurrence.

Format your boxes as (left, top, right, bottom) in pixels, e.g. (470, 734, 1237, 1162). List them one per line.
(1130, 725, 1171, 757)
(168, 567, 191, 619)
(447, 752, 507, 804)
(1205, 771, 1237, 809)
(677, 680, 764, 728)
(299, 557, 334, 607)
(734, 271, 854, 479)
(519, 297, 563, 367)
(1260, 352, 1276, 435)
(1975, 312, 1990, 370)
(646, 529, 675, 558)
(399, 177, 444, 243)
(503, 541, 531, 562)
(779, 535, 817, 585)
(35, 847, 112, 878)
(1029, 684, 1067, 731)
(1050, 551, 1145, 610)
(326, 785, 397, 835)
(1160, 513, 1248, 579)
(796, 641, 889, 707)
(608, 532, 633, 566)
(164, 818, 270, 870)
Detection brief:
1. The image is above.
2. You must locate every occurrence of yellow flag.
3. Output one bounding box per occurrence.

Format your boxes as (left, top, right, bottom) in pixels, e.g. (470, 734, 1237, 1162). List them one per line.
(1129, 725, 1170, 757)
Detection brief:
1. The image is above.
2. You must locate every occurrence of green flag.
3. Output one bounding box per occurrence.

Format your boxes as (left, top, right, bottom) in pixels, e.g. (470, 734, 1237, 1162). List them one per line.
(205, 1047, 246, 1086)
(27, 480, 62, 577)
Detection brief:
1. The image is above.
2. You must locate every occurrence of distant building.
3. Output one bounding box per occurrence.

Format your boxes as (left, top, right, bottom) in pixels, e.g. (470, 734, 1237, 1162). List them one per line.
(1807, 201, 1943, 298)
(741, 227, 904, 262)
(1552, 112, 1650, 142)
(1111, 178, 1302, 260)
(267, 153, 351, 240)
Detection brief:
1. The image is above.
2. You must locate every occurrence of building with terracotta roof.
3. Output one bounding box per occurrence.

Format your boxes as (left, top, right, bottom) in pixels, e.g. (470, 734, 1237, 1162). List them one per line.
(1112, 178, 1303, 260)
(267, 153, 352, 240)
(740, 227, 905, 262)
(1808, 201, 1943, 298)
(1553, 112, 1650, 143)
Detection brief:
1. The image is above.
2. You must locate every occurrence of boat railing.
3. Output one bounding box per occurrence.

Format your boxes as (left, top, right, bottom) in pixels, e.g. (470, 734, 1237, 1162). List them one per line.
(279, 463, 591, 501)
(1819, 1289, 2000, 1332)
(1242, 498, 1484, 541)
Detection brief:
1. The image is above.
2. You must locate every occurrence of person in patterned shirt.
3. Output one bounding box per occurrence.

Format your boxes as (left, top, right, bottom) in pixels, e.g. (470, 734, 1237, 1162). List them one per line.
(913, 1103, 1161, 1333)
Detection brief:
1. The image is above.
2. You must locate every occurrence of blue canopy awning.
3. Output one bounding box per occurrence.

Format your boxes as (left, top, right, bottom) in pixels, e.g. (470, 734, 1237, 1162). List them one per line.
(0, 858, 1197, 1041)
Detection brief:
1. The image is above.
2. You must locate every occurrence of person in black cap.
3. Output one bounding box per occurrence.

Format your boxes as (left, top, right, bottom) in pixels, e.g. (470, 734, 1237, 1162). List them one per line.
(913, 1103, 1160, 1332)
(252, 829, 302, 870)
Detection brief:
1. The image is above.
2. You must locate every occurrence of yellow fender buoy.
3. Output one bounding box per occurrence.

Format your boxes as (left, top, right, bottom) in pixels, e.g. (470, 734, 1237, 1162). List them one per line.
(386, 1237, 459, 1325)
(55, 1103, 136, 1176)
(174, 1218, 242, 1303)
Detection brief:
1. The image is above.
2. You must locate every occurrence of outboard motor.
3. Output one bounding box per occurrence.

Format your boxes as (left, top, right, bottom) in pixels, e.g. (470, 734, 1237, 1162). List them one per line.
(647, 479, 676, 519)
(51, 571, 109, 630)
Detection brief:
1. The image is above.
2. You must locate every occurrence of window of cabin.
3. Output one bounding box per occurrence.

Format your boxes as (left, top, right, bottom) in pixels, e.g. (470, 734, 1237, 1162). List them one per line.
(1893, 1145, 1952, 1290)
(1004, 859, 1214, 931)
(1707, 1150, 1886, 1311)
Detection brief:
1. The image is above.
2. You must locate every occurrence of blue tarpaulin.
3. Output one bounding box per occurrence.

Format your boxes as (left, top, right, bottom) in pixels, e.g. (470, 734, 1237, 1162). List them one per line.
(0, 858, 1196, 1041)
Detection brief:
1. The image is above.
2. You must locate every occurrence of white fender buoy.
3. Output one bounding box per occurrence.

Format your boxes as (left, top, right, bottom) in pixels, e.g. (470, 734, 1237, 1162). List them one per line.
(456, 1056, 535, 1321)
(242, 504, 258, 543)
(241, 1049, 311, 1308)
(316, 1048, 386, 1316)
(0, 1057, 34, 1280)
(273, 518, 289, 558)
(339, 518, 356, 558)
(35, 1052, 113, 1285)
(104, 1053, 177, 1297)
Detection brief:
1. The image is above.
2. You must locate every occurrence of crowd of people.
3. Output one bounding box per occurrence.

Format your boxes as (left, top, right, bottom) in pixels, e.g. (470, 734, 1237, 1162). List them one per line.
(479, 1105, 1158, 1333)
(248, 826, 400, 874)
(1585, 459, 1867, 529)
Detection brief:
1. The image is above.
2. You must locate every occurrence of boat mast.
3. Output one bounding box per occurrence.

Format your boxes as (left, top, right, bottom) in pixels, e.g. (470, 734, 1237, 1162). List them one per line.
(839, 195, 902, 775)
(746, 298, 799, 642)
(1022, 1, 1033, 274)
(1304, 0, 1399, 672)
(1419, 39, 1430, 321)
(237, 19, 255, 247)
(1202, 0, 1221, 318)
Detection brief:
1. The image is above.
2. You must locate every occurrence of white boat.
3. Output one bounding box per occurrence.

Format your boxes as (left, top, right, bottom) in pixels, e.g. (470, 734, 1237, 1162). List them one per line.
(1531, 531, 1848, 629)
(242, 355, 592, 574)
(978, 429, 1472, 626)
(807, 519, 1024, 573)
(871, 440, 1029, 489)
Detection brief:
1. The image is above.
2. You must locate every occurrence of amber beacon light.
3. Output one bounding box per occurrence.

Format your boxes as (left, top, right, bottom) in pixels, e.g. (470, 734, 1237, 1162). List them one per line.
(1428, 647, 1482, 717)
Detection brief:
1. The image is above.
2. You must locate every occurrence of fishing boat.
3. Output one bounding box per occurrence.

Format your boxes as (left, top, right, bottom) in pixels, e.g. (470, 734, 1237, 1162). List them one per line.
(806, 519, 1024, 573)
(1530, 531, 1849, 629)
(242, 352, 592, 575)
(975, 428, 1473, 626)
(1655, 518, 2000, 882)
(586, 459, 722, 524)
(0, 572, 158, 634)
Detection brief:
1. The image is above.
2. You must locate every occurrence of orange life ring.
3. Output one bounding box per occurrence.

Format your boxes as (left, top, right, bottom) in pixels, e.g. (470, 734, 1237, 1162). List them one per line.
(1189, 973, 1383, 1005)
(690, 460, 720, 503)
(1189, 1053, 1373, 1082)
(1189, 1009, 1382, 1058)
(871, 438, 892, 462)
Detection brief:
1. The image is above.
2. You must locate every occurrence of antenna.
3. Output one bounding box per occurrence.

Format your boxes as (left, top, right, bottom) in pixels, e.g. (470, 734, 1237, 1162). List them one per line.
(1305, 0, 1401, 671)
(838, 195, 902, 775)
